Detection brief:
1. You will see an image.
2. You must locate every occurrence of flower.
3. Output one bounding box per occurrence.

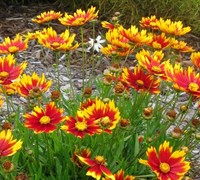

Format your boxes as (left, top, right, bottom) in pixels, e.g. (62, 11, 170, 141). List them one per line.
(101, 21, 120, 31)
(102, 169, 135, 180)
(156, 18, 191, 36)
(0, 34, 28, 54)
(122, 66, 160, 94)
(61, 111, 101, 138)
(149, 33, 171, 49)
(59, 6, 98, 26)
(17, 72, 52, 98)
(169, 38, 195, 52)
(139, 141, 190, 180)
(0, 54, 27, 85)
(190, 52, 200, 69)
(165, 63, 200, 97)
(23, 102, 65, 133)
(77, 155, 115, 180)
(136, 49, 169, 79)
(32, 10, 62, 24)
(37, 27, 79, 51)
(71, 148, 91, 168)
(87, 35, 105, 52)
(83, 98, 121, 133)
(0, 81, 19, 95)
(140, 15, 158, 29)
(119, 25, 153, 46)
(0, 129, 22, 157)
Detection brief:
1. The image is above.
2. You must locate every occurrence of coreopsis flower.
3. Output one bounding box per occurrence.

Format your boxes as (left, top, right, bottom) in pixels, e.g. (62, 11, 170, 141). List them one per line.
(23, 102, 65, 133)
(0, 129, 22, 157)
(17, 72, 52, 98)
(121, 66, 160, 94)
(119, 25, 153, 46)
(59, 6, 98, 26)
(165, 63, 200, 97)
(169, 38, 195, 52)
(102, 169, 135, 180)
(87, 35, 105, 52)
(140, 15, 158, 29)
(61, 111, 101, 138)
(101, 28, 134, 57)
(101, 44, 132, 57)
(101, 21, 120, 31)
(156, 18, 191, 36)
(136, 49, 169, 79)
(32, 10, 62, 24)
(83, 98, 121, 133)
(37, 27, 79, 51)
(0, 54, 27, 85)
(77, 155, 115, 180)
(190, 52, 200, 69)
(80, 98, 96, 110)
(139, 141, 190, 180)
(0, 81, 18, 95)
(149, 33, 171, 49)
(71, 148, 91, 168)
(0, 34, 28, 54)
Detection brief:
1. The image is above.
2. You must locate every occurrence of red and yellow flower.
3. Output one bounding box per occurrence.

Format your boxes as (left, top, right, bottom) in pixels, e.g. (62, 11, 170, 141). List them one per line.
(0, 34, 28, 54)
(32, 10, 62, 24)
(61, 110, 101, 138)
(37, 27, 79, 51)
(165, 63, 200, 97)
(136, 49, 169, 79)
(23, 102, 65, 133)
(156, 18, 191, 36)
(101, 21, 120, 31)
(102, 169, 135, 180)
(17, 72, 52, 98)
(83, 98, 121, 133)
(78, 155, 115, 180)
(101, 28, 134, 57)
(149, 33, 171, 49)
(0, 129, 22, 157)
(119, 25, 153, 46)
(122, 66, 160, 94)
(71, 148, 91, 168)
(140, 15, 158, 29)
(190, 52, 200, 69)
(59, 6, 98, 26)
(0, 54, 27, 85)
(169, 38, 195, 52)
(139, 141, 190, 180)
(0, 81, 19, 95)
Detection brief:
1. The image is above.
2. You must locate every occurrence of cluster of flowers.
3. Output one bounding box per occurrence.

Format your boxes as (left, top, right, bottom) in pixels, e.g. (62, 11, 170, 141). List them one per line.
(0, 6, 199, 180)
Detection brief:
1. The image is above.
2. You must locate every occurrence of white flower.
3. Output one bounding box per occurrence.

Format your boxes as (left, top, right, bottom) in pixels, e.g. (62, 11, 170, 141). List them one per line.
(87, 35, 106, 52)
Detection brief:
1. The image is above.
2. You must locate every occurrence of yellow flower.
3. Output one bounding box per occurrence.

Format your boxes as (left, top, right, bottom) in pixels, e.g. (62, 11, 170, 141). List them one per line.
(59, 6, 98, 26)
(157, 18, 191, 36)
(37, 27, 79, 51)
(32, 10, 62, 24)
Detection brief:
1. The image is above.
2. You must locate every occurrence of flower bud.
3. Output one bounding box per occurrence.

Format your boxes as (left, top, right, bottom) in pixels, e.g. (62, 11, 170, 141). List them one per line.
(166, 110, 177, 121)
(195, 132, 200, 140)
(2, 161, 14, 173)
(142, 107, 153, 120)
(2, 122, 12, 130)
(15, 172, 29, 180)
(191, 118, 200, 128)
(114, 82, 125, 95)
(119, 118, 130, 128)
(171, 127, 183, 138)
(102, 75, 113, 85)
(138, 135, 144, 143)
(83, 87, 92, 97)
(180, 104, 188, 113)
(51, 90, 60, 101)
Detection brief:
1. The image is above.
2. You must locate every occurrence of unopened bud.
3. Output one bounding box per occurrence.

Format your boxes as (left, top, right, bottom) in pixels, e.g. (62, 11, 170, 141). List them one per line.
(166, 110, 177, 121)
(2, 161, 14, 173)
(83, 87, 92, 97)
(142, 107, 153, 120)
(120, 118, 130, 128)
(172, 127, 183, 138)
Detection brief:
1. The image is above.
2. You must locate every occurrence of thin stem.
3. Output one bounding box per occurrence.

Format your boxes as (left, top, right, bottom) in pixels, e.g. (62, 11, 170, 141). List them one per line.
(66, 52, 75, 99)
(55, 51, 61, 89)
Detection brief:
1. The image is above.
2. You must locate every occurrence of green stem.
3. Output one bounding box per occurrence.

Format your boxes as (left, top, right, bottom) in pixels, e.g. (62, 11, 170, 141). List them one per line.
(55, 51, 60, 89)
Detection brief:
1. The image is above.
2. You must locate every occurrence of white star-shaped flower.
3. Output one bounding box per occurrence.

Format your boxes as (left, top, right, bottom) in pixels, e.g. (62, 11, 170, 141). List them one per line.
(88, 35, 106, 52)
